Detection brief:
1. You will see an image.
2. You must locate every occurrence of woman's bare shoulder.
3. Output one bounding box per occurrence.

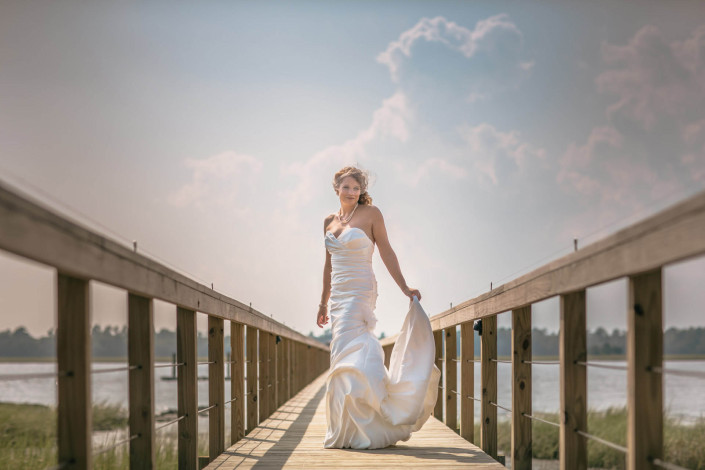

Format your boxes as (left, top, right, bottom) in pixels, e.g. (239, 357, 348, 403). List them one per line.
(323, 213, 336, 230)
(364, 204, 383, 218)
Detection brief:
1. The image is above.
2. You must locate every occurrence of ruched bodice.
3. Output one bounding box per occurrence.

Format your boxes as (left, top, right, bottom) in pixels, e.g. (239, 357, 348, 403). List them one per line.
(322, 226, 441, 450)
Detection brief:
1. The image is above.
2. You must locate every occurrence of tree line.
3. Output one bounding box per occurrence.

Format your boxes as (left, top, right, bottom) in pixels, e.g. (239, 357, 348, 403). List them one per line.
(1, 325, 704, 358)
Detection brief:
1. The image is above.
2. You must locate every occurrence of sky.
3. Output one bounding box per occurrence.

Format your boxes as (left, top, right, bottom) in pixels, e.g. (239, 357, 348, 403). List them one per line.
(1, 0, 704, 339)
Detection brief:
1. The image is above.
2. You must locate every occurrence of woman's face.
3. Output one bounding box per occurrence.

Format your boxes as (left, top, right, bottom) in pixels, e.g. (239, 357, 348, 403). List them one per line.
(338, 176, 361, 204)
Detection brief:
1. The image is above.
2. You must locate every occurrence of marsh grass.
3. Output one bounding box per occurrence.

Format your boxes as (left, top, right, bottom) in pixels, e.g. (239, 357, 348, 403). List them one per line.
(474, 407, 705, 469)
(0, 402, 209, 469)
(4, 401, 704, 469)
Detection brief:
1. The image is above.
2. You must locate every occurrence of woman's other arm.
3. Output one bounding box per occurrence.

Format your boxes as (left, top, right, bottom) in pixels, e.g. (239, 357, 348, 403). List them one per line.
(317, 215, 334, 327)
(370, 206, 421, 301)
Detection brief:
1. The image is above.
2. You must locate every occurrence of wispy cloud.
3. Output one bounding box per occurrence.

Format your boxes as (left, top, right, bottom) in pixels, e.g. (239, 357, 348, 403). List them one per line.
(168, 151, 263, 213)
(397, 157, 468, 187)
(458, 123, 546, 185)
(597, 24, 705, 131)
(558, 24, 705, 213)
(280, 91, 412, 209)
(558, 126, 623, 197)
(376, 14, 531, 91)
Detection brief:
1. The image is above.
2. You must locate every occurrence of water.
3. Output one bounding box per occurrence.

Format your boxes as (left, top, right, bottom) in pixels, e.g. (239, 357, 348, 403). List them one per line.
(449, 360, 705, 424)
(1, 360, 704, 424)
(0, 362, 230, 412)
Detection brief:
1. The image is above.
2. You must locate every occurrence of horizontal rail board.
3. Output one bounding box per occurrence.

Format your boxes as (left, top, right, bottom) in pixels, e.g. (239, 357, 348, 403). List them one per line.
(0, 181, 326, 350)
(382, 189, 705, 345)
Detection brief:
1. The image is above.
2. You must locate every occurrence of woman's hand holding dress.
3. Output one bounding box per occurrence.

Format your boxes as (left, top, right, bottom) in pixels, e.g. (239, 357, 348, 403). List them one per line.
(316, 306, 329, 328)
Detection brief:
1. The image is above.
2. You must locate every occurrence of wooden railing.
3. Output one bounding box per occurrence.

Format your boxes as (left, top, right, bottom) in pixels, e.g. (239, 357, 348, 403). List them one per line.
(381, 189, 705, 470)
(0, 181, 330, 470)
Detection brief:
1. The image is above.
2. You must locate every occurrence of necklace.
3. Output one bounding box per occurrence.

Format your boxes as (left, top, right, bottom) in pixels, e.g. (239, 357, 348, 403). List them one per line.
(338, 202, 358, 224)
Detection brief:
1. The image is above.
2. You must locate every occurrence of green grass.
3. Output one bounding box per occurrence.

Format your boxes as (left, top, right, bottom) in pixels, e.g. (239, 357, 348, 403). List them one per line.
(471, 407, 705, 469)
(0, 402, 210, 469)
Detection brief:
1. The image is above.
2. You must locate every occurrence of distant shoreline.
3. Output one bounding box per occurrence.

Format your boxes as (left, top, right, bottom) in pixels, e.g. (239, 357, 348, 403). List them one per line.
(0, 356, 212, 363)
(1, 354, 704, 363)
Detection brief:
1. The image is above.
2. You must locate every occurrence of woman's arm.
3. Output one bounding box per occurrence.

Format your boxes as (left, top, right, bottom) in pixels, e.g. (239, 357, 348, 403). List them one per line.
(317, 215, 334, 327)
(320, 248, 332, 306)
(370, 206, 421, 300)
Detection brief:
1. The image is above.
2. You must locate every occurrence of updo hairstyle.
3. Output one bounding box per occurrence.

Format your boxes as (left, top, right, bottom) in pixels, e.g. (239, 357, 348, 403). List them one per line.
(332, 166, 372, 205)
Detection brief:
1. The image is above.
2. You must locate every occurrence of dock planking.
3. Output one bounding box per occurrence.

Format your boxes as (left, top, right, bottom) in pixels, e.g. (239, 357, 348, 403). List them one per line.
(206, 371, 504, 469)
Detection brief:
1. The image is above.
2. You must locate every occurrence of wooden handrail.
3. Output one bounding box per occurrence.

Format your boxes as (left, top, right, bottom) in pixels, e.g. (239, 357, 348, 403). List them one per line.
(0, 179, 330, 469)
(382, 188, 705, 345)
(378, 189, 705, 470)
(0, 180, 326, 349)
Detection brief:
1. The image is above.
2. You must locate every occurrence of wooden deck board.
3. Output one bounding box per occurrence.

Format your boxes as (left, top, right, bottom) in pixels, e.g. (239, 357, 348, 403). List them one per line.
(206, 371, 504, 469)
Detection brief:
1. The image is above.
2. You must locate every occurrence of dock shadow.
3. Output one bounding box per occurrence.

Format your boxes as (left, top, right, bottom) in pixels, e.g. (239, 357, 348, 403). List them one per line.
(248, 384, 326, 468)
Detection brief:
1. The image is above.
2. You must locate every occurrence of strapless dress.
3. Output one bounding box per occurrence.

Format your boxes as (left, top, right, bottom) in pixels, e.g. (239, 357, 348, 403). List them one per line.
(323, 226, 441, 449)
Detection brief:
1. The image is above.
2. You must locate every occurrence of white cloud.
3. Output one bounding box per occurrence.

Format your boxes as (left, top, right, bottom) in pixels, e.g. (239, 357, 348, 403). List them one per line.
(376, 14, 531, 90)
(280, 91, 412, 209)
(558, 126, 623, 197)
(168, 151, 263, 213)
(682, 119, 705, 182)
(597, 24, 705, 130)
(556, 24, 705, 227)
(458, 123, 546, 185)
(398, 157, 468, 187)
(558, 124, 682, 212)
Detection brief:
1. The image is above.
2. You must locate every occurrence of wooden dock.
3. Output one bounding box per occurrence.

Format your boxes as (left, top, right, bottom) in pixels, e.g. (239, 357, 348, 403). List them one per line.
(205, 371, 503, 469)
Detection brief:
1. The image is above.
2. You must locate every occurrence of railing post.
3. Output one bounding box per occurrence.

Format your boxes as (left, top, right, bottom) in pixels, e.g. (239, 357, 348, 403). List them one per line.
(283, 338, 290, 402)
(291, 342, 297, 395)
(208, 316, 225, 461)
(481, 314, 497, 459)
(297, 343, 302, 393)
(128, 293, 155, 470)
(246, 326, 258, 433)
(176, 307, 198, 470)
(258, 329, 270, 422)
(57, 274, 91, 470)
(268, 332, 276, 415)
(230, 322, 245, 444)
(277, 337, 283, 407)
(433, 330, 443, 420)
(445, 327, 458, 432)
(512, 306, 532, 470)
(560, 291, 587, 470)
(627, 269, 663, 470)
(460, 322, 474, 443)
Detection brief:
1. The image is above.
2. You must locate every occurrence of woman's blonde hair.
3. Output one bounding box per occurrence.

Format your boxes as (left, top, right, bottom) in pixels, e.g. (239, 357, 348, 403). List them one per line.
(332, 166, 372, 205)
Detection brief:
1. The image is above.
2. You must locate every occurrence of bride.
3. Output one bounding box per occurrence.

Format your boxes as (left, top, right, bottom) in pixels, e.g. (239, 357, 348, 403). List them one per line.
(317, 166, 441, 449)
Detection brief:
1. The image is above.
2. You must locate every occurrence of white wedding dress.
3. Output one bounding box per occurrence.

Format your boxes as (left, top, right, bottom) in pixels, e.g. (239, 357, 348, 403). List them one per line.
(323, 226, 441, 449)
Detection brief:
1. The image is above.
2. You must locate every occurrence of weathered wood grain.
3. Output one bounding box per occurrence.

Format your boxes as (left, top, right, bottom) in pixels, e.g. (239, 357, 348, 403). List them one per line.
(246, 326, 258, 433)
(480, 315, 497, 460)
(57, 274, 91, 470)
(208, 316, 225, 461)
(560, 291, 587, 470)
(511, 306, 531, 470)
(205, 372, 504, 469)
(0, 182, 327, 350)
(177, 307, 198, 469)
(230, 322, 245, 445)
(259, 329, 270, 423)
(445, 327, 457, 433)
(378, 189, 705, 347)
(128, 293, 155, 470)
(460, 322, 474, 443)
(627, 270, 663, 470)
(433, 330, 443, 420)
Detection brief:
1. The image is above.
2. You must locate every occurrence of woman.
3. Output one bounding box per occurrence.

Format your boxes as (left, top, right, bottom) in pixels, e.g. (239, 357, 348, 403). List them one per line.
(317, 166, 441, 449)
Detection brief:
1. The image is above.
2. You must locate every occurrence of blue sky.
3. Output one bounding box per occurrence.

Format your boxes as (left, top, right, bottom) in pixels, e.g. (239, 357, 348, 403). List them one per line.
(1, 1, 704, 337)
